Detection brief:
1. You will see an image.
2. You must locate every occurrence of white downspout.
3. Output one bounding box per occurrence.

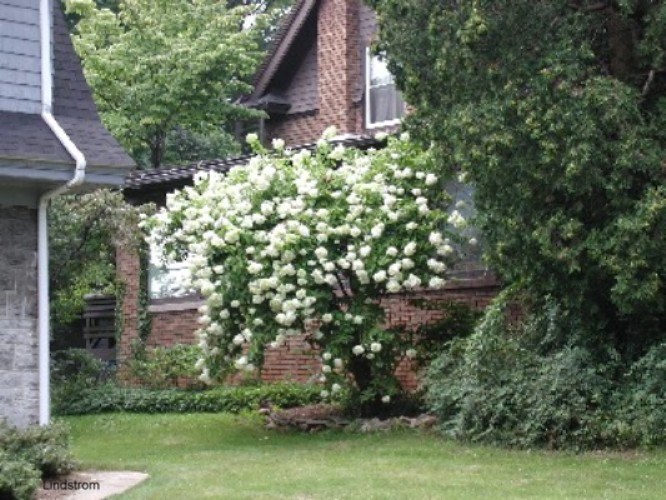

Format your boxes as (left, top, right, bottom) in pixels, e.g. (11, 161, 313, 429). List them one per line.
(38, 0, 87, 425)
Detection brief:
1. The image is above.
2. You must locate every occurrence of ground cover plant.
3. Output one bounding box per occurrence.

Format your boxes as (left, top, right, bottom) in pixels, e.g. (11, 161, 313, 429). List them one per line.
(66, 413, 666, 499)
(146, 130, 474, 412)
(54, 382, 321, 416)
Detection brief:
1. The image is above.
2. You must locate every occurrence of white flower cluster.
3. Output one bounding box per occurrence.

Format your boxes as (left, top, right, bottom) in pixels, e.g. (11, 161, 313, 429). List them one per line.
(146, 129, 464, 390)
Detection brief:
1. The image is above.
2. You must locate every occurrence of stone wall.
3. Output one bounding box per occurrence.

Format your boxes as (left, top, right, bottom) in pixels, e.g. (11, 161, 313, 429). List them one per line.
(0, 206, 39, 428)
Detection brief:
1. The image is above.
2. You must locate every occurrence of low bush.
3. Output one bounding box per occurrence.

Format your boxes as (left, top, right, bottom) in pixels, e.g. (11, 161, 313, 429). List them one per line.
(616, 342, 666, 447)
(0, 421, 75, 477)
(55, 382, 322, 415)
(0, 452, 41, 500)
(425, 296, 666, 450)
(0, 422, 75, 500)
(126, 343, 203, 389)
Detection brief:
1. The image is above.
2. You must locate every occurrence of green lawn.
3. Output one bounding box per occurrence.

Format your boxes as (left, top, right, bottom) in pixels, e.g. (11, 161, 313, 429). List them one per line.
(65, 413, 666, 499)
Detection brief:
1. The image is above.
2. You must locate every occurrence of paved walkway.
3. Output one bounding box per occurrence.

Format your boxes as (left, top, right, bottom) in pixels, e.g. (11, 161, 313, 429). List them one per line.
(38, 471, 149, 500)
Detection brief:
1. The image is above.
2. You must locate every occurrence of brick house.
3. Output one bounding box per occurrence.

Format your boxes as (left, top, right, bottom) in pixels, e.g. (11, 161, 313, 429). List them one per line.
(0, 0, 134, 427)
(118, 0, 500, 386)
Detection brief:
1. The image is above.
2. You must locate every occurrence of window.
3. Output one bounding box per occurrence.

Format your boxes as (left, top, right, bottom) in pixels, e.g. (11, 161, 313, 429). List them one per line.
(148, 242, 194, 300)
(365, 49, 405, 128)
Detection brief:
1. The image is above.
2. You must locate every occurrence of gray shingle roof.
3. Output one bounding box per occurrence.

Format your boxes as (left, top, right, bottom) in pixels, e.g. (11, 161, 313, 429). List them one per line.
(0, 4, 134, 169)
(0, 111, 70, 163)
(124, 135, 383, 191)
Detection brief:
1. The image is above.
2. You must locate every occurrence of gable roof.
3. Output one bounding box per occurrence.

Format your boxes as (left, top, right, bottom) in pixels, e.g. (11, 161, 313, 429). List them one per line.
(242, 0, 318, 106)
(0, 4, 134, 170)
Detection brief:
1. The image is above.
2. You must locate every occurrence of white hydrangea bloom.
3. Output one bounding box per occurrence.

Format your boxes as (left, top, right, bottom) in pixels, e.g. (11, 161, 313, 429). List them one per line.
(322, 125, 338, 139)
(373, 270, 388, 283)
(437, 244, 455, 257)
(447, 210, 466, 228)
(404, 274, 422, 289)
(429, 232, 443, 246)
(234, 356, 248, 370)
(388, 262, 402, 276)
(429, 277, 446, 289)
(371, 223, 385, 238)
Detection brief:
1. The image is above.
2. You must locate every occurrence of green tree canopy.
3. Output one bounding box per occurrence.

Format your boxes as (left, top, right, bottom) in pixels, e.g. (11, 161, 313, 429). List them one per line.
(49, 190, 147, 338)
(367, 0, 665, 355)
(65, 0, 266, 167)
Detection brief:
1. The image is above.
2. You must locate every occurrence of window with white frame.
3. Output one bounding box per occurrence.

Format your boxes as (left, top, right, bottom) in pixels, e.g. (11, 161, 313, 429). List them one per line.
(365, 49, 405, 128)
(148, 242, 194, 300)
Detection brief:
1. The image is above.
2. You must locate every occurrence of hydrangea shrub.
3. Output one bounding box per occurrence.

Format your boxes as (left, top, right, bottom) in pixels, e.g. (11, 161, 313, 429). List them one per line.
(145, 128, 468, 405)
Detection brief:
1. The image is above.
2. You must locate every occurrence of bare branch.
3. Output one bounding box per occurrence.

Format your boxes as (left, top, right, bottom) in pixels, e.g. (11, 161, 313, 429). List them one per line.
(642, 69, 655, 97)
(334, 272, 351, 299)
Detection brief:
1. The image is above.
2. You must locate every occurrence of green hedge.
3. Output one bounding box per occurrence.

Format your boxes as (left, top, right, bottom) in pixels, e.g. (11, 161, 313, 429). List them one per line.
(55, 382, 322, 415)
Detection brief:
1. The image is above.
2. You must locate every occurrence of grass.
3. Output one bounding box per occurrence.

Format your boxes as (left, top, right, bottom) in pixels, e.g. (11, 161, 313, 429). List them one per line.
(64, 413, 666, 499)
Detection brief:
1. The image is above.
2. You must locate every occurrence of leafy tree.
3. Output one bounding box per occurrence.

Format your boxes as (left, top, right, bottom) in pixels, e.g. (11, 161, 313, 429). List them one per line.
(49, 190, 147, 339)
(367, 0, 665, 356)
(64, 0, 266, 167)
(159, 126, 241, 168)
(145, 130, 472, 411)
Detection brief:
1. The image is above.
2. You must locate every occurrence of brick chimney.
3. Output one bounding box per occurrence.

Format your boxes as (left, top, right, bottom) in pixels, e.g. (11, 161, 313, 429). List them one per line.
(317, 0, 361, 135)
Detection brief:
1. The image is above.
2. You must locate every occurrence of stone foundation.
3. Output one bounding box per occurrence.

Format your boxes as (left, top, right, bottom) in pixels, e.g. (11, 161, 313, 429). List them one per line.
(0, 206, 39, 428)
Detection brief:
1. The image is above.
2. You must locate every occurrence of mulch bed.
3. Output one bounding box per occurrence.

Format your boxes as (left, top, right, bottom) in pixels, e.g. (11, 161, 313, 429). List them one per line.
(263, 404, 437, 432)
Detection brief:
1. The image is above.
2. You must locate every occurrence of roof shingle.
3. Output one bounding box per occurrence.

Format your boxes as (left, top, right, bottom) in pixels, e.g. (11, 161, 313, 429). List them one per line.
(0, 4, 134, 170)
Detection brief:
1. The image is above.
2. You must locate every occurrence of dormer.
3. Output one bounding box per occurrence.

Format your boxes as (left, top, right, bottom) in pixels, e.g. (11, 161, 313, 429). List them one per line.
(240, 0, 405, 146)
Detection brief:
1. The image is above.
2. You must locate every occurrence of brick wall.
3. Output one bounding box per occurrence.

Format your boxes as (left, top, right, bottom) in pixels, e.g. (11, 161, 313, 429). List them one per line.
(266, 112, 325, 147)
(116, 240, 322, 385)
(116, 240, 501, 389)
(317, 0, 361, 135)
(116, 241, 140, 368)
(0, 206, 39, 428)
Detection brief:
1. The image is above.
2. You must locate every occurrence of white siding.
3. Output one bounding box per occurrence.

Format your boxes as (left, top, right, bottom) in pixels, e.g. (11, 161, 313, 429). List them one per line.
(0, 0, 42, 114)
